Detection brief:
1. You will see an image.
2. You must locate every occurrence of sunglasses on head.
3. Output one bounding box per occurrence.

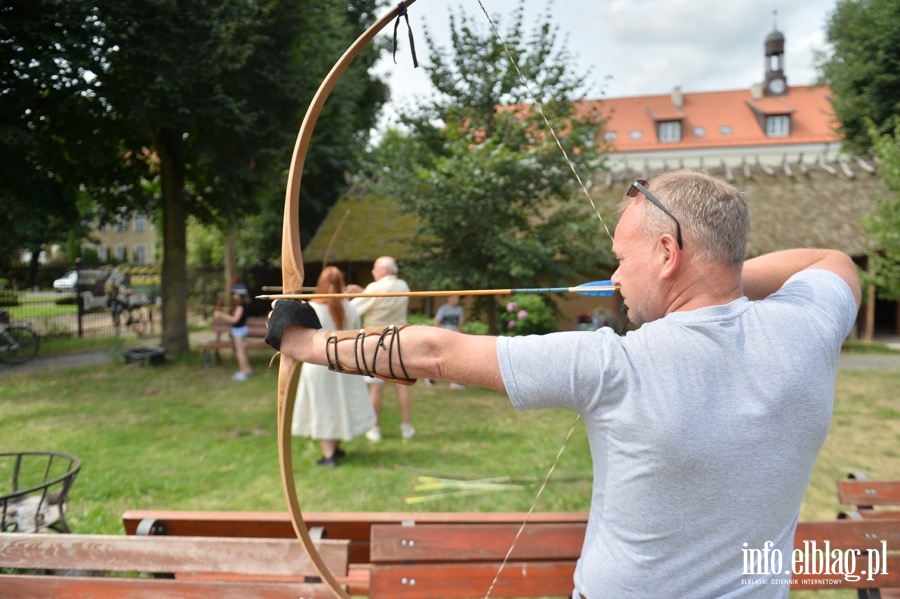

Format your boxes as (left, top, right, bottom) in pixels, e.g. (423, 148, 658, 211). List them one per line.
(626, 178, 684, 249)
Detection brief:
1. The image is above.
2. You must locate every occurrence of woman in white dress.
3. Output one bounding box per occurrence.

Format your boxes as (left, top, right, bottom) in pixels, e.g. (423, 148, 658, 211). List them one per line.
(293, 267, 376, 466)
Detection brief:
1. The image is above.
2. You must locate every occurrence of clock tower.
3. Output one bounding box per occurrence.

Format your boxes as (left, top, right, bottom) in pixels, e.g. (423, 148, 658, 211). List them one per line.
(763, 15, 788, 96)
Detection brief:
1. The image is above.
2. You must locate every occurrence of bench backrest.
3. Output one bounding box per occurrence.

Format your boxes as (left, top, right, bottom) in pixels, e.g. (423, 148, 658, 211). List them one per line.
(368, 519, 900, 598)
(0, 532, 349, 599)
(838, 477, 900, 509)
(121, 509, 589, 565)
(790, 520, 900, 590)
(836, 473, 900, 520)
(369, 522, 584, 598)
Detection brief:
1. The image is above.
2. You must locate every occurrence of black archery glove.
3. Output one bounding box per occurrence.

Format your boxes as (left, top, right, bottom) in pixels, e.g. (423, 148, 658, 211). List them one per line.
(265, 301, 322, 351)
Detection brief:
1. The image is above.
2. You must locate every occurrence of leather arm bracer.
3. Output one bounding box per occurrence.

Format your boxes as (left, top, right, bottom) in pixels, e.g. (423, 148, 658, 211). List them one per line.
(326, 325, 416, 386)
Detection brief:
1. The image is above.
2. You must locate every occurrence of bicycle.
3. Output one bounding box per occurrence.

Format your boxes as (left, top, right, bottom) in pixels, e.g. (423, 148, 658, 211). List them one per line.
(110, 298, 146, 337)
(0, 321, 40, 365)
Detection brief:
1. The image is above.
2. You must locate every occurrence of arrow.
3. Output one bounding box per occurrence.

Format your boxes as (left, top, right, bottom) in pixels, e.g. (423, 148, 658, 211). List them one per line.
(257, 280, 618, 300)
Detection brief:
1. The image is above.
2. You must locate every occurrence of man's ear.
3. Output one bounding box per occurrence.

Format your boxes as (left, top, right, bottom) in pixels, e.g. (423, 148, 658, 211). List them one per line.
(656, 234, 681, 279)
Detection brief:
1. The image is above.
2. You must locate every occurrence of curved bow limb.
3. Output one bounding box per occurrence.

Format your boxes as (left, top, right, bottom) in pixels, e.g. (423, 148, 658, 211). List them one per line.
(277, 3, 419, 598)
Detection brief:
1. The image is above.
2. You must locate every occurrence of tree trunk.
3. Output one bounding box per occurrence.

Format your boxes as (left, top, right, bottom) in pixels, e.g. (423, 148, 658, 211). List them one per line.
(224, 228, 237, 308)
(155, 128, 190, 354)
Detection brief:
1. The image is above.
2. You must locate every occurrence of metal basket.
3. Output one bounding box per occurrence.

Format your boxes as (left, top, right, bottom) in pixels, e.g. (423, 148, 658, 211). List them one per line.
(0, 451, 81, 533)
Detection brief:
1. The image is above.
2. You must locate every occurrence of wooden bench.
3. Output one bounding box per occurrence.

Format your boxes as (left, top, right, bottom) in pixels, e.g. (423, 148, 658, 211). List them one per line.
(838, 472, 900, 520)
(789, 519, 900, 597)
(368, 520, 583, 598)
(0, 532, 349, 598)
(122, 509, 588, 596)
(200, 317, 270, 367)
(122, 510, 900, 597)
(369, 519, 900, 598)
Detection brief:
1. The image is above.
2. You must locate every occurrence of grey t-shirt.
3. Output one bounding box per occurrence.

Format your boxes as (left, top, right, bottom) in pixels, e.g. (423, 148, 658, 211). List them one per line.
(497, 270, 857, 598)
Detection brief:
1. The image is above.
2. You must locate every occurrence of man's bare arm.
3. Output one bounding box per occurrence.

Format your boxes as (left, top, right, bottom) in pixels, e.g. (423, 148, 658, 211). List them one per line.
(279, 324, 506, 393)
(742, 249, 861, 306)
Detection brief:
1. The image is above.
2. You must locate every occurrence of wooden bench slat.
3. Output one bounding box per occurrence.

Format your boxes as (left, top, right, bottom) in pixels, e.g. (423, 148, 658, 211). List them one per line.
(0, 533, 348, 577)
(4, 574, 340, 599)
(370, 523, 584, 562)
(369, 561, 576, 599)
(122, 509, 590, 534)
(121, 509, 589, 565)
(837, 479, 900, 507)
(790, 555, 900, 589)
(794, 519, 900, 548)
(200, 318, 271, 367)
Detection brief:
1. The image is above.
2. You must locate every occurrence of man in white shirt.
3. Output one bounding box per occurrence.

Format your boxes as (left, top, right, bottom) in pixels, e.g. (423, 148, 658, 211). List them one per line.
(348, 256, 415, 441)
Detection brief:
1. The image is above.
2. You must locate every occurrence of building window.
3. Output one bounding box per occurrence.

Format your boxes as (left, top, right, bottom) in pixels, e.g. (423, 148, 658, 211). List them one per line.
(766, 115, 790, 137)
(603, 131, 617, 142)
(133, 214, 147, 232)
(97, 245, 108, 262)
(693, 127, 706, 137)
(133, 244, 148, 264)
(658, 121, 681, 142)
(719, 125, 733, 135)
(630, 130, 643, 140)
(114, 244, 126, 262)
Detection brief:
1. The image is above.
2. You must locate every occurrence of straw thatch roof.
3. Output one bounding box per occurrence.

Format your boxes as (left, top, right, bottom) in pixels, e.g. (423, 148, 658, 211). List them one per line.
(304, 156, 885, 265)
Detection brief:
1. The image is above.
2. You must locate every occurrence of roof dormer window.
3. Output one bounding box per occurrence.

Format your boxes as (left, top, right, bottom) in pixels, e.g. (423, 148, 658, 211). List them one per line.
(658, 121, 681, 143)
(766, 115, 790, 137)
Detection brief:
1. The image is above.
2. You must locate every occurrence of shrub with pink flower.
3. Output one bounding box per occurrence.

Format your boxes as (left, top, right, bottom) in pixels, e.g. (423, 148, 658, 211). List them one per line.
(499, 294, 558, 336)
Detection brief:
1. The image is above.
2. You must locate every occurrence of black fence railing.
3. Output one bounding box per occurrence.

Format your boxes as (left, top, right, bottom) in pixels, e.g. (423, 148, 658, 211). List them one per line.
(1, 264, 160, 340)
(0, 263, 288, 341)
(6, 290, 159, 340)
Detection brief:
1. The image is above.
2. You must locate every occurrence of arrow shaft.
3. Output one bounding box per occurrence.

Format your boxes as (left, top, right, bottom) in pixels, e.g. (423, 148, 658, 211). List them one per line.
(258, 285, 618, 301)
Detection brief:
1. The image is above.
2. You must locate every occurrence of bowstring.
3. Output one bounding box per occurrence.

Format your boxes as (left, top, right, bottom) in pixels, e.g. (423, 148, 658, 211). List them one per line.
(472, 2, 612, 597)
(474, 0, 614, 244)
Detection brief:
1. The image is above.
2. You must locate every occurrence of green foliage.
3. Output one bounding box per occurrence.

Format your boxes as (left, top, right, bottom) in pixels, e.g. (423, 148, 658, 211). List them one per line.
(462, 320, 489, 336)
(0, 2, 101, 269)
(365, 1, 612, 334)
(407, 313, 433, 326)
(0, 291, 19, 307)
(499, 294, 558, 336)
(817, 0, 900, 154)
(2, 1, 389, 350)
(861, 120, 900, 300)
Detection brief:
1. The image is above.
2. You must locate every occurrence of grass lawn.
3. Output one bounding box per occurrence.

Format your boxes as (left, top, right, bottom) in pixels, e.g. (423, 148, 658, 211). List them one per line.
(1, 346, 897, 598)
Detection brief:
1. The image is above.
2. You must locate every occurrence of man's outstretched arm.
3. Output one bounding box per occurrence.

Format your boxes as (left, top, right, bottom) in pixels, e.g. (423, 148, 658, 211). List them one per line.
(277, 318, 507, 393)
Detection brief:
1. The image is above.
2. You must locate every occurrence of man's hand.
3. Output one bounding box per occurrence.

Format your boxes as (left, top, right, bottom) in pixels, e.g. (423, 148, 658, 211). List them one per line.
(265, 301, 323, 351)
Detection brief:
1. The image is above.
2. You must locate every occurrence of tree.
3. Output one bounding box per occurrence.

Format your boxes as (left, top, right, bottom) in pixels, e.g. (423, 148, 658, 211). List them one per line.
(365, 2, 611, 333)
(0, 2, 104, 278)
(817, 0, 900, 154)
(861, 120, 900, 301)
(0, 0, 384, 353)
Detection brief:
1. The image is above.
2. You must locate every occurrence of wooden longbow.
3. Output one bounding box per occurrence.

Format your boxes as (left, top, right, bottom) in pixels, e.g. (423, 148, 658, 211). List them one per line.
(275, 3, 418, 598)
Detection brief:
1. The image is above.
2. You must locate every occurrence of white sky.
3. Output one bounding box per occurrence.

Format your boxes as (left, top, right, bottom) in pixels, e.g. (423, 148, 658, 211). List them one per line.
(373, 0, 837, 130)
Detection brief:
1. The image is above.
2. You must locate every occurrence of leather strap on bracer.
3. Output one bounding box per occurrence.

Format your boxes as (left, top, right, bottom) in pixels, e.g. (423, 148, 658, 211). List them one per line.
(326, 325, 416, 386)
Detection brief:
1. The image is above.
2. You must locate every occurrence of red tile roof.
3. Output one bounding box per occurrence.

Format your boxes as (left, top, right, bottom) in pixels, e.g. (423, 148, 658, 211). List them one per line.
(581, 85, 841, 154)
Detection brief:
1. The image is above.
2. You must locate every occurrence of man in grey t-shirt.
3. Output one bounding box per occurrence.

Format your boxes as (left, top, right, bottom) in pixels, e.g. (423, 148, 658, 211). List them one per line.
(271, 170, 861, 598)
